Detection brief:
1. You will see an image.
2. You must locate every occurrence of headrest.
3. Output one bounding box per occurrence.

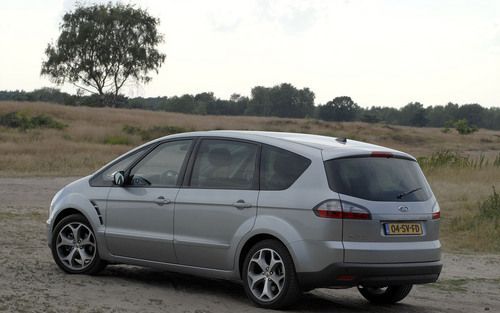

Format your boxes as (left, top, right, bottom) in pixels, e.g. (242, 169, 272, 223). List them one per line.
(208, 148, 231, 167)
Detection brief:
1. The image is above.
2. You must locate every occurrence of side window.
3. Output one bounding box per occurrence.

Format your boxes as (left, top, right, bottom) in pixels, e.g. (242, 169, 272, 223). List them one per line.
(90, 147, 147, 187)
(128, 140, 192, 187)
(260, 145, 311, 190)
(190, 139, 258, 189)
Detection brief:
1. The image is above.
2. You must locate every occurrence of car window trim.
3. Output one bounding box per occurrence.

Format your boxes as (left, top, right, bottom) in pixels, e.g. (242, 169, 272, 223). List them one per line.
(183, 137, 261, 191)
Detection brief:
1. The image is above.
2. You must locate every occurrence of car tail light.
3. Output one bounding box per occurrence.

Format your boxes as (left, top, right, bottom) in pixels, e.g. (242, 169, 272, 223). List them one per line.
(432, 202, 441, 219)
(342, 202, 371, 219)
(313, 199, 343, 218)
(313, 200, 371, 220)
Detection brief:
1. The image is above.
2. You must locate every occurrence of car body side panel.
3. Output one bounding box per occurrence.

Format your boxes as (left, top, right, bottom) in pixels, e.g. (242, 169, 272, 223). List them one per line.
(174, 189, 259, 270)
(104, 187, 180, 263)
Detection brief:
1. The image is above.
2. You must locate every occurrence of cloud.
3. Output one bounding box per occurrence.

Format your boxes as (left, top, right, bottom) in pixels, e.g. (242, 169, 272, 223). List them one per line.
(255, 0, 326, 33)
(62, 0, 124, 13)
(207, 2, 245, 32)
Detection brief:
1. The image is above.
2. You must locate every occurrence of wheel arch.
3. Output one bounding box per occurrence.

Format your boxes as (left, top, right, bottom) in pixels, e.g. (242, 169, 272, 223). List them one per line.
(235, 215, 304, 279)
(50, 192, 103, 233)
(237, 233, 283, 279)
(52, 208, 90, 231)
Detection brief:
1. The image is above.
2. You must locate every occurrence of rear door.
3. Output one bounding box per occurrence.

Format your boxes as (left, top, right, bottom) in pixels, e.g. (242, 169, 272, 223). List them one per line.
(324, 155, 441, 263)
(174, 138, 259, 270)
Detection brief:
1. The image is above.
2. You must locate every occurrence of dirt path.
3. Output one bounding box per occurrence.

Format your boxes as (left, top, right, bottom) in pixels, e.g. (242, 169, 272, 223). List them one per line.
(1, 177, 499, 313)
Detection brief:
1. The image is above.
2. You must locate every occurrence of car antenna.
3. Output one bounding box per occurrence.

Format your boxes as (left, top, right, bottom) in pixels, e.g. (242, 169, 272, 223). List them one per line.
(336, 137, 347, 144)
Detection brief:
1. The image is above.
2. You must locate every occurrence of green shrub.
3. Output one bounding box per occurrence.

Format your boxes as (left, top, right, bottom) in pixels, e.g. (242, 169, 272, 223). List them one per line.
(418, 150, 497, 170)
(454, 119, 478, 135)
(418, 150, 471, 169)
(480, 186, 500, 219)
(450, 186, 500, 251)
(104, 135, 131, 145)
(0, 111, 66, 130)
(494, 153, 500, 167)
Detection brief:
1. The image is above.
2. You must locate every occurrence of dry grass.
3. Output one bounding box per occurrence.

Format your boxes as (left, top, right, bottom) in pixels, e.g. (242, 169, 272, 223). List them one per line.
(1, 101, 499, 252)
(426, 167, 500, 252)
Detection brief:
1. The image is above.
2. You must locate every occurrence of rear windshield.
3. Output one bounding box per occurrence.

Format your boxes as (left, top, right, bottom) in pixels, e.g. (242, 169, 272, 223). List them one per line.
(324, 156, 432, 202)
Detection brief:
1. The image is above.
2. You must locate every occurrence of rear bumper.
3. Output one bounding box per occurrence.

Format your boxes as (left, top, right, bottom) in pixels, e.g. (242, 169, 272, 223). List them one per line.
(297, 260, 442, 290)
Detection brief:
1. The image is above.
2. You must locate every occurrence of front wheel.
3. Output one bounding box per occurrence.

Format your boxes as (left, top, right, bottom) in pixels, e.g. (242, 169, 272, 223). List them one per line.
(358, 285, 413, 304)
(51, 214, 106, 275)
(242, 239, 301, 309)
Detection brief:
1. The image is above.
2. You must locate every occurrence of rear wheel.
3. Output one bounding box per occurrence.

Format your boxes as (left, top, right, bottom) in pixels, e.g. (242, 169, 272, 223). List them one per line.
(51, 214, 106, 275)
(358, 285, 413, 304)
(242, 239, 301, 309)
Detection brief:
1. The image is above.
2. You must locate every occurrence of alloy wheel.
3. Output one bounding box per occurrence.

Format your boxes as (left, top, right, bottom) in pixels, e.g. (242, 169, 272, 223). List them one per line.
(247, 248, 286, 302)
(56, 222, 96, 271)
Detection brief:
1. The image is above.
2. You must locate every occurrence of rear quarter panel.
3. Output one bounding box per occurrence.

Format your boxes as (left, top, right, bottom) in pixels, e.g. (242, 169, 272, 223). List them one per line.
(250, 152, 345, 273)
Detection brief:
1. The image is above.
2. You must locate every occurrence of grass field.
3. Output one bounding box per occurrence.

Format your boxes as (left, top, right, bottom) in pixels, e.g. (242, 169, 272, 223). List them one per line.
(1, 101, 499, 253)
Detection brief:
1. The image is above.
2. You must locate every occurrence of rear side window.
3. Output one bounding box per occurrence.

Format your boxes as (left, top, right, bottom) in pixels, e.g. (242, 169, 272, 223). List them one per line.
(324, 157, 432, 202)
(190, 139, 258, 189)
(260, 145, 311, 190)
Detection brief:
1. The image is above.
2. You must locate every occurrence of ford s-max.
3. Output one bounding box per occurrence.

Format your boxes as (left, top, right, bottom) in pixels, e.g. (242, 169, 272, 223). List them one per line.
(47, 131, 442, 309)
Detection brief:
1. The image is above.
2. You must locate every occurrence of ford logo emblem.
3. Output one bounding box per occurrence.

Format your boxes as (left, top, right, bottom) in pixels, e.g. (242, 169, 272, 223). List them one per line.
(398, 206, 409, 213)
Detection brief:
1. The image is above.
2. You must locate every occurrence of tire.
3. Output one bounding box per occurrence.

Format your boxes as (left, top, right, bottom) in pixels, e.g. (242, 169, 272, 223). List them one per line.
(51, 214, 106, 275)
(357, 284, 413, 304)
(242, 239, 301, 309)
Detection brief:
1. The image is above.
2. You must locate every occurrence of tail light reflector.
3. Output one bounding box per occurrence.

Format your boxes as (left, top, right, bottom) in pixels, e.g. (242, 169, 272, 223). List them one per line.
(432, 202, 441, 219)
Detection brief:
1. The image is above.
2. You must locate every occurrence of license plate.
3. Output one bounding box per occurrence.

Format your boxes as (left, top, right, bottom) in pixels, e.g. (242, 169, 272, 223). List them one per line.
(384, 222, 423, 235)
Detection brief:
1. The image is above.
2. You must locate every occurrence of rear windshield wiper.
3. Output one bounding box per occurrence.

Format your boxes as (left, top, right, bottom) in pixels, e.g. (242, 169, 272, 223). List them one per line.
(397, 187, 422, 199)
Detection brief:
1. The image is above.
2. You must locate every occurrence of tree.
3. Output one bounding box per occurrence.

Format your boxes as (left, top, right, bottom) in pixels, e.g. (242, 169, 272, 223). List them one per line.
(399, 102, 428, 126)
(317, 96, 360, 121)
(41, 3, 165, 104)
(246, 83, 315, 118)
(457, 103, 484, 126)
(246, 86, 272, 116)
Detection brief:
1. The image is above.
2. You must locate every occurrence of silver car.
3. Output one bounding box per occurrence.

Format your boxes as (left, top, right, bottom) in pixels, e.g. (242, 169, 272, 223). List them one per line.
(47, 131, 442, 309)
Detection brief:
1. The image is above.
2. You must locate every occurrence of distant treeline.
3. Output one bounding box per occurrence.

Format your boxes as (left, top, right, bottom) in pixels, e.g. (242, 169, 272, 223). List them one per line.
(1, 84, 499, 130)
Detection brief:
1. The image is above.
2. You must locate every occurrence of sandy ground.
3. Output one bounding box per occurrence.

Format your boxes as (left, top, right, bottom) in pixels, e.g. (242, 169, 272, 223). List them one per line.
(1, 177, 499, 313)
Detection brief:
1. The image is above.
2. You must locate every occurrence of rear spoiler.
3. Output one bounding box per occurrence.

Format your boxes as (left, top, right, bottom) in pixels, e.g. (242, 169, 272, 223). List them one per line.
(321, 149, 416, 162)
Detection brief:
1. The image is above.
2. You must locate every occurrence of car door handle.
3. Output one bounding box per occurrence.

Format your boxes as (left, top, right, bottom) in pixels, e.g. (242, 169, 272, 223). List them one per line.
(154, 196, 171, 205)
(232, 200, 252, 209)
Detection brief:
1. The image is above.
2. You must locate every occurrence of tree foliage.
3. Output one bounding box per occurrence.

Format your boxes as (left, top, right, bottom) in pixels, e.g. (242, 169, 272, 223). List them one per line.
(317, 96, 360, 121)
(246, 84, 315, 118)
(41, 3, 165, 102)
(399, 102, 428, 127)
(1, 86, 499, 130)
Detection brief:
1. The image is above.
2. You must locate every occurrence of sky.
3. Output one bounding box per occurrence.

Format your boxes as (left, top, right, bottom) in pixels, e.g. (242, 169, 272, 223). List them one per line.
(0, 0, 499, 107)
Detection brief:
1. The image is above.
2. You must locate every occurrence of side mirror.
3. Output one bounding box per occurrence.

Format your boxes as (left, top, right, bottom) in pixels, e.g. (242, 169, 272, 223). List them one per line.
(113, 171, 126, 186)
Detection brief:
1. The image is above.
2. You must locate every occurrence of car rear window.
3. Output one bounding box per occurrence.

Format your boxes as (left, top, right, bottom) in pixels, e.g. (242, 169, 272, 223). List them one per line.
(324, 156, 432, 201)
